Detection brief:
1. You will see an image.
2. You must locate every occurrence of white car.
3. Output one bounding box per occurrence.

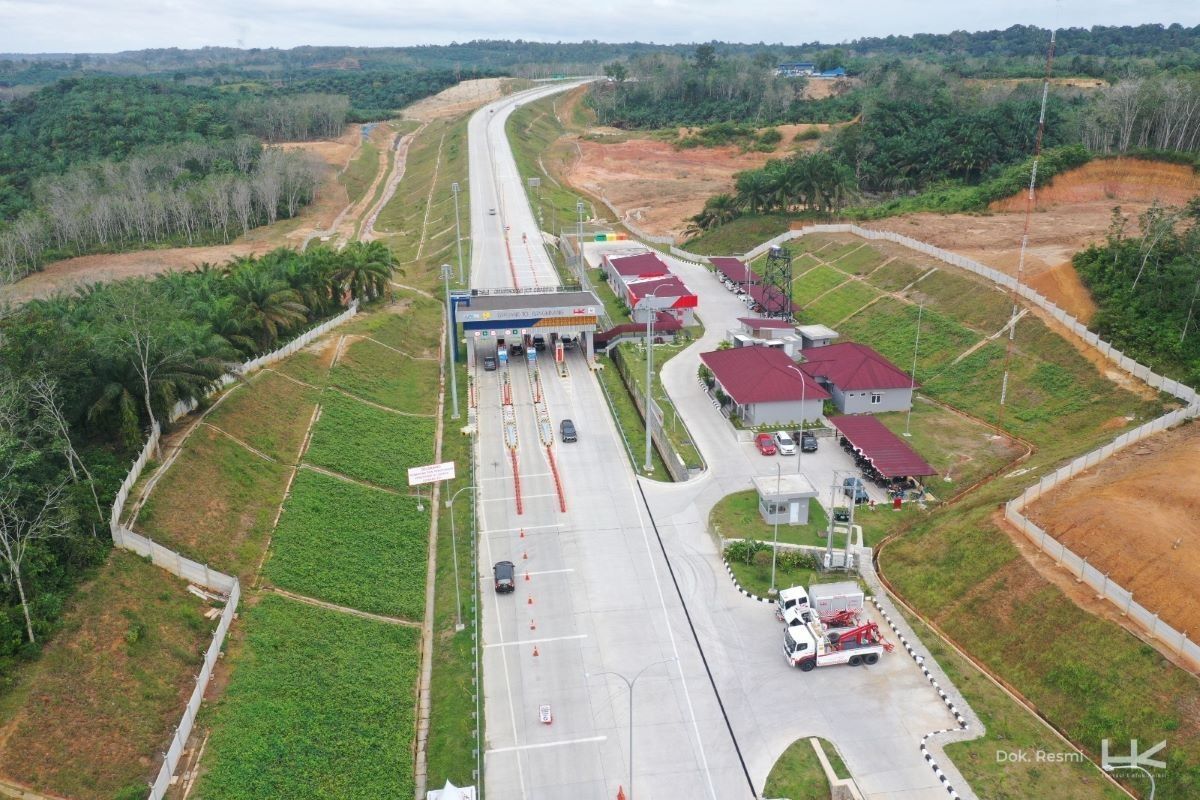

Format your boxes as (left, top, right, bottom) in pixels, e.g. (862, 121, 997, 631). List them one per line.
(488, 208, 496, 215)
(775, 431, 797, 455)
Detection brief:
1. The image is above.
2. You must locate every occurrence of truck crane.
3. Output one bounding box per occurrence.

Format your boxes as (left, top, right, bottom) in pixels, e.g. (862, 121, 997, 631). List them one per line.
(783, 618, 893, 672)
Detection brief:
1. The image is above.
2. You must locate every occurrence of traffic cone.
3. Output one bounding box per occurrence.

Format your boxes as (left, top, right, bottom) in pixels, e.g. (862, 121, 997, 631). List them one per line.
(520, 529, 525, 538)
(525, 572, 531, 582)
(532, 645, 539, 657)
(530, 619, 536, 630)
(617, 786, 626, 800)
(527, 594, 533, 605)
(523, 551, 528, 560)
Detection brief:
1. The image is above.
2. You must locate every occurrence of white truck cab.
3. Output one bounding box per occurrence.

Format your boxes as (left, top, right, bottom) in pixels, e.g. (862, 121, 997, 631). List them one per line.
(783, 619, 886, 672)
(776, 581, 864, 621)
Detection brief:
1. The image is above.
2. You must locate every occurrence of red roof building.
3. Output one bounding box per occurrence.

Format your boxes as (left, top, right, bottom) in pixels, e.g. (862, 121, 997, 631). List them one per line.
(604, 252, 669, 278)
(700, 346, 828, 426)
(711, 257, 760, 284)
(797, 342, 916, 414)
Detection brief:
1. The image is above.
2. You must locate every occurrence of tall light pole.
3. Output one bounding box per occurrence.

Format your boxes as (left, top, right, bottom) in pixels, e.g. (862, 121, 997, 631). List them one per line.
(904, 303, 923, 438)
(576, 200, 586, 276)
(444, 483, 476, 631)
(639, 284, 675, 474)
(785, 364, 808, 476)
(770, 461, 782, 595)
(442, 264, 460, 419)
(451, 182, 465, 284)
(588, 657, 676, 800)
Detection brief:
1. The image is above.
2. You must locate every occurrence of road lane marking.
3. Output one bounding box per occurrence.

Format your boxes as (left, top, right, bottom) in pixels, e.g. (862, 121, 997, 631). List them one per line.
(484, 634, 587, 649)
(480, 523, 562, 535)
(479, 568, 574, 582)
(481, 472, 551, 483)
(486, 735, 607, 755)
(481, 492, 557, 502)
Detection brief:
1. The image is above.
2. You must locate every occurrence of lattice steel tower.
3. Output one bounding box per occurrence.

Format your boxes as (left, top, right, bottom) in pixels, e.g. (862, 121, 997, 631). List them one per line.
(759, 245, 794, 318)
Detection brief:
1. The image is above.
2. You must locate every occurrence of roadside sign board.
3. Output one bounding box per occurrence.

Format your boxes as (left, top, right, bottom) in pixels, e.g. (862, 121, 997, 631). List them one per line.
(407, 461, 456, 486)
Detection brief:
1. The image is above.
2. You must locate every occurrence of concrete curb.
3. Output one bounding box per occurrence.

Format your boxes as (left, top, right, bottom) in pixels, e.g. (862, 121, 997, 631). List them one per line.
(869, 595, 969, 799)
(721, 557, 775, 604)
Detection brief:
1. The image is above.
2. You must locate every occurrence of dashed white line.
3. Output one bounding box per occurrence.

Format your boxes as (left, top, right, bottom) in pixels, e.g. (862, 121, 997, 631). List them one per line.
(484, 634, 588, 649)
(487, 735, 607, 755)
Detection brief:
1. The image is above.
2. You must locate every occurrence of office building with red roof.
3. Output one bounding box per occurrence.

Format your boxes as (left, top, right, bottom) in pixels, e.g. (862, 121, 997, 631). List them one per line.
(796, 342, 917, 414)
(700, 345, 829, 426)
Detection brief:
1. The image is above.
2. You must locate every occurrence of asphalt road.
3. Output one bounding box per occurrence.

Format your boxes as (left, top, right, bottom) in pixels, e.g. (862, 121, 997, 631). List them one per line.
(468, 83, 976, 800)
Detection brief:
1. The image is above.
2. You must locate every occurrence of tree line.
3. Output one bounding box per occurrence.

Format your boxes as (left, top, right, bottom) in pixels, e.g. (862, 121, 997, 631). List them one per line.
(1074, 202, 1200, 386)
(0, 76, 350, 222)
(1081, 75, 1200, 154)
(0, 242, 393, 664)
(0, 139, 326, 283)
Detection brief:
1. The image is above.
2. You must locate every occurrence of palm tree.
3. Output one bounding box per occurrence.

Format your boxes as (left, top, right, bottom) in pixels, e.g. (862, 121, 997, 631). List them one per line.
(333, 241, 393, 302)
(224, 266, 308, 352)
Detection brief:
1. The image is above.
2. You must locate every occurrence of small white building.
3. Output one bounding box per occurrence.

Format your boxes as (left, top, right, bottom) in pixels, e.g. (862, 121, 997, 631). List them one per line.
(796, 324, 840, 349)
(727, 317, 802, 357)
(753, 473, 819, 525)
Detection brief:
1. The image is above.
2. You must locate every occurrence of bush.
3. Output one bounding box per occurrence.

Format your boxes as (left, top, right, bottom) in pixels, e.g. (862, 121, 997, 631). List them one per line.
(794, 127, 821, 142)
(724, 539, 768, 563)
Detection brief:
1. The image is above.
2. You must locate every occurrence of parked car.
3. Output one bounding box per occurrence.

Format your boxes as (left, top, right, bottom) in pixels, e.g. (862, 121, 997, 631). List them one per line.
(842, 477, 869, 504)
(774, 431, 797, 455)
(493, 561, 515, 593)
(755, 433, 777, 456)
(832, 506, 851, 523)
(560, 419, 578, 443)
(482, 355, 497, 371)
(799, 431, 818, 452)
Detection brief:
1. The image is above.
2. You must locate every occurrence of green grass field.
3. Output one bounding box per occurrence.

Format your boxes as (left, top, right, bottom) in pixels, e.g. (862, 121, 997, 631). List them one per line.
(802, 279, 882, 324)
(136, 426, 291, 580)
(265, 469, 429, 618)
(340, 140, 380, 208)
(763, 739, 834, 800)
(866, 259, 928, 291)
(305, 391, 436, 491)
(829, 242, 888, 275)
(681, 214, 797, 255)
(205, 371, 320, 462)
(905, 268, 1014, 334)
(595, 356, 671, 477)
(792, 264, 848, 306)
(710, 489, 831, 547)
(331, 338, 440, 415)
(192, 595, 420, 800)
(836, 299, 979, 377)
(344, 295, 444, 357)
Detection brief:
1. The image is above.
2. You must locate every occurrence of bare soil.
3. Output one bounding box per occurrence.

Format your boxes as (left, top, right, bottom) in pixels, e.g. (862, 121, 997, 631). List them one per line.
(1024, 423, 1200, 638)
(403, 77, 507, 121)
(868, 159, 1200, 323)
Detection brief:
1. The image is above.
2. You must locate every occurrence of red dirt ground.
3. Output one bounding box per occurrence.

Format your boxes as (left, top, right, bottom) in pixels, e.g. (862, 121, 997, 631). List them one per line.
(1025, 423, 1200, 639)
(868, 159, 1200, 323)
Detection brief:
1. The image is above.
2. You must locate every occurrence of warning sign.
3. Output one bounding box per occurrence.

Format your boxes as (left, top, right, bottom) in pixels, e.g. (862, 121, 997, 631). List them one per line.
(407, 461, 456, 486)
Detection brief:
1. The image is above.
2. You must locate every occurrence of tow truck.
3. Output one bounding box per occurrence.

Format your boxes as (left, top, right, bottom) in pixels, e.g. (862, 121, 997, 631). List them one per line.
(776, 581, 864, 623)
(783, 618, 892, 671)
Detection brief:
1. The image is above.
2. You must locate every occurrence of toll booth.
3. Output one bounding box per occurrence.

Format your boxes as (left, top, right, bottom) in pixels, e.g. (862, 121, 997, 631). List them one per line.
(456, 288, 602, 369)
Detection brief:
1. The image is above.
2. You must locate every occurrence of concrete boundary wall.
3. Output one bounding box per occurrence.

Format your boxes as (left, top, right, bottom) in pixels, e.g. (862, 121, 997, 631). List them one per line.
(740, 223, 1200, 669)
(103, 301, 359, 799)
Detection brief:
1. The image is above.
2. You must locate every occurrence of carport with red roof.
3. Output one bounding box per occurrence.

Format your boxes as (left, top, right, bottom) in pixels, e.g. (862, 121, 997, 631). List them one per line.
(829, 415, 936, 479)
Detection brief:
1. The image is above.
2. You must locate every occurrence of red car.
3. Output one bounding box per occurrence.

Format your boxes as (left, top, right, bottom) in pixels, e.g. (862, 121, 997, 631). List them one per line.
(755, 432, 777, 456)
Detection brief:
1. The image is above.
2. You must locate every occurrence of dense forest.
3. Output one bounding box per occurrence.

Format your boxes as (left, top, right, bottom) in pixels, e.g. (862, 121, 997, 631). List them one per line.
(3, 23, 1199, 82)
(1075, 203, 1200, 385)
(0, 242, 393, 670)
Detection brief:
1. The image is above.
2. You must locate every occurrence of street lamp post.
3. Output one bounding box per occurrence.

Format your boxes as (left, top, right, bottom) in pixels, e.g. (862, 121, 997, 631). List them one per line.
(904, 303, 923, 438)
(576, 200, 586, 276)
(451, 182, 465, 284)
(442, 264, 460, 419)
(770, 462, 782, 595)
(639, 284, 675, 474)
(589, 658, 676, 800)
(785, 364, 808, 476)
(444, 483, 476, 631)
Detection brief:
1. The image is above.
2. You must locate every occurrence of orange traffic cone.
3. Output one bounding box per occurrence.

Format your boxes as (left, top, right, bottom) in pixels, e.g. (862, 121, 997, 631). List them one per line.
(522, 551, 528, 560)
(520, 529, 525, 538)
(525, 572, 531, 582)
(530, 619, 536, 630)
(527, 594, 533, 605)
(532, 645, 540, 657)
(617, 786, 627, 800)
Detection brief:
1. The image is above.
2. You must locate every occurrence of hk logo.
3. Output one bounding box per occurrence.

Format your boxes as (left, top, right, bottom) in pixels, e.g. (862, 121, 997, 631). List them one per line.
(1102, 738, 1166, 772)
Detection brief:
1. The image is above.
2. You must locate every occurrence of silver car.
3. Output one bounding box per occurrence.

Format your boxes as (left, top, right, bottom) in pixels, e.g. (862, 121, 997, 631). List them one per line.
(774, 431, 797, 455)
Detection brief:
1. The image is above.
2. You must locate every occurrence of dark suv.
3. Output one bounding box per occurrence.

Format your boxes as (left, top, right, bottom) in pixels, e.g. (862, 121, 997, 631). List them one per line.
(560, 419, 578, 443)
(482, 355, 497, 371)
(493, 561, 515, 593)
(799, 431, 818, 452)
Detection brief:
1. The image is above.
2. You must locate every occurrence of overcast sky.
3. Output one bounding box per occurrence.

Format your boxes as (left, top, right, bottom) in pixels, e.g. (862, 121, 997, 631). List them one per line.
(1, 0, 1197, 54)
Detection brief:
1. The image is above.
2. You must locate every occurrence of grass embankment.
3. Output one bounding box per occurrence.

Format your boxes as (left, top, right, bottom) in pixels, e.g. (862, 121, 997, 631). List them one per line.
(790, 233, 1197, 796)
(681, 213, 798, 256)
(375, 115, 472, 293)
(763, 738, 848, 800)
(595, 357, 671, 477)
(340, 139, 380, 208)
(507, 90, 608, 236)
(609, 332, 705, 472)
(0, 551, 211, 800)
(191, 595, 421, 800)
(305, 390, 435, 491)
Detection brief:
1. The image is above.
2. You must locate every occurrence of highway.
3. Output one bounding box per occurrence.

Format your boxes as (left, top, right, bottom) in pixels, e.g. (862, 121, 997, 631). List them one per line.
(467, 81, 976, 800)
(470, 81, 752, 800)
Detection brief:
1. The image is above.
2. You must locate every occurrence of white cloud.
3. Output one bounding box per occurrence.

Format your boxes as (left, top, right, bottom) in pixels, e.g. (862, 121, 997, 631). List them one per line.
(0, 0, 1196, 53)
